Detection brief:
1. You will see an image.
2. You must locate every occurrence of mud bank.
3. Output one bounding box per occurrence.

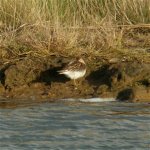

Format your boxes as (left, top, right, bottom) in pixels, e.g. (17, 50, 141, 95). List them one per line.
(0, 53, 149, 105)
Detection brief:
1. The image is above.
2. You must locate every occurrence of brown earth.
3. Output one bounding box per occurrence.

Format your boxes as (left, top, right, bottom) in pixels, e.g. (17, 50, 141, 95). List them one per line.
(0, 50, 149, 108)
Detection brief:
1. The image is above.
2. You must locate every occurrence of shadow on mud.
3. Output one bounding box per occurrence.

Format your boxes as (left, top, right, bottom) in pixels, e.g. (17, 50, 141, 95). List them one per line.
(86, 64, 122, 88)
(33, 66, 69, 85)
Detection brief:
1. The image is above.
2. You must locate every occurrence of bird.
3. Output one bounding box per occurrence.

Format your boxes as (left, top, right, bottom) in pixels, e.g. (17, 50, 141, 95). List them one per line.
(58, 57, 86, 86)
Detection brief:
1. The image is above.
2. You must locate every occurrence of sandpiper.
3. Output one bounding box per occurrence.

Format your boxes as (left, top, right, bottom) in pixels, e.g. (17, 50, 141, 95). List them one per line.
(58, 58, 86, 86)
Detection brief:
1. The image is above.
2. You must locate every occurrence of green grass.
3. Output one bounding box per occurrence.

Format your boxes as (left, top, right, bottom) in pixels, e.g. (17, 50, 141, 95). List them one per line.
(0, 0, 150, 58)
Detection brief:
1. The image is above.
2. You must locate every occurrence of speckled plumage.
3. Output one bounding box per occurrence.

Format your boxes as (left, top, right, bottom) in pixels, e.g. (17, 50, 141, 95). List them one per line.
(58, 58, 86, 80)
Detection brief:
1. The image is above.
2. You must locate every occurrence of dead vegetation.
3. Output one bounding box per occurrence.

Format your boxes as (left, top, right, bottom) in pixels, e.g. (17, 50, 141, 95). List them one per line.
(0, 0, 150, 61)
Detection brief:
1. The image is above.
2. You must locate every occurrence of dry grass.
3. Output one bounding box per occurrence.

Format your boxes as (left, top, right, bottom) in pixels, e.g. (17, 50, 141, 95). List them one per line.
(0, 0, 150, 59)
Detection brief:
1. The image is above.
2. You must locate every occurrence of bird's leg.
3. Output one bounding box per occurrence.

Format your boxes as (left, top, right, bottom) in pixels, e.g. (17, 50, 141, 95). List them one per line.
(78, 78, 82, 85)
(73, 79, 78, 89)
(74, 79, 76, 86)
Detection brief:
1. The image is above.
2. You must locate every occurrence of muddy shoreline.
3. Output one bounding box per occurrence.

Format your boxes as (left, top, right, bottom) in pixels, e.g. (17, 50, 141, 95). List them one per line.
(0, 51, 149, 107)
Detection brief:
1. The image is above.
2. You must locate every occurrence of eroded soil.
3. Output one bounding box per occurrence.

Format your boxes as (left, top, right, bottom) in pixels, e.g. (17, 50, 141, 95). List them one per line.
(0, 50, 149, 107)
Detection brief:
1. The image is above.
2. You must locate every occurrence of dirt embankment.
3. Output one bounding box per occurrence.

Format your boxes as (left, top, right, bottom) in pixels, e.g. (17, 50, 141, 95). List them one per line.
(0, 51, 149, 106)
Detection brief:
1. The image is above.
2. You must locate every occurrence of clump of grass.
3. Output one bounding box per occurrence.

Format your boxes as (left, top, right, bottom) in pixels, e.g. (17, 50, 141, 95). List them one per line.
(0, 0, 150, 58)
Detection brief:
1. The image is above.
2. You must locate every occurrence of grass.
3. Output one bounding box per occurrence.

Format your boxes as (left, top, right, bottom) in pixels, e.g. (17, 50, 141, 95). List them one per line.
(0, 0, 150, 60)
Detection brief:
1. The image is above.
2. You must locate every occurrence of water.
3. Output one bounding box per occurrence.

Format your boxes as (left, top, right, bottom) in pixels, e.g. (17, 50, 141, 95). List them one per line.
(0, 99, 150, 150)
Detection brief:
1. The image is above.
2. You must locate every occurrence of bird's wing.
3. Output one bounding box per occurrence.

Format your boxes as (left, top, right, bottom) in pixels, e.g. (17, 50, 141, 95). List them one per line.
(61, 60, 77, 71)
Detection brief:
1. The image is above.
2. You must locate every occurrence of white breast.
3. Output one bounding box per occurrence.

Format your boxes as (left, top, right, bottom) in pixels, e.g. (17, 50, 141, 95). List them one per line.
(63, 70, 86, 79)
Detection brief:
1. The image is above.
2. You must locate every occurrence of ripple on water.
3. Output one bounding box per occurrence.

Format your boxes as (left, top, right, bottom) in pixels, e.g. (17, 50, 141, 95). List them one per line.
(0, 99, 150, 150)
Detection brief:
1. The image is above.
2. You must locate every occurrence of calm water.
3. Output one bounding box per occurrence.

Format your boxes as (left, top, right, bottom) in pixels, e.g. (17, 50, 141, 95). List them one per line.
(0, 99, 150, 150)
